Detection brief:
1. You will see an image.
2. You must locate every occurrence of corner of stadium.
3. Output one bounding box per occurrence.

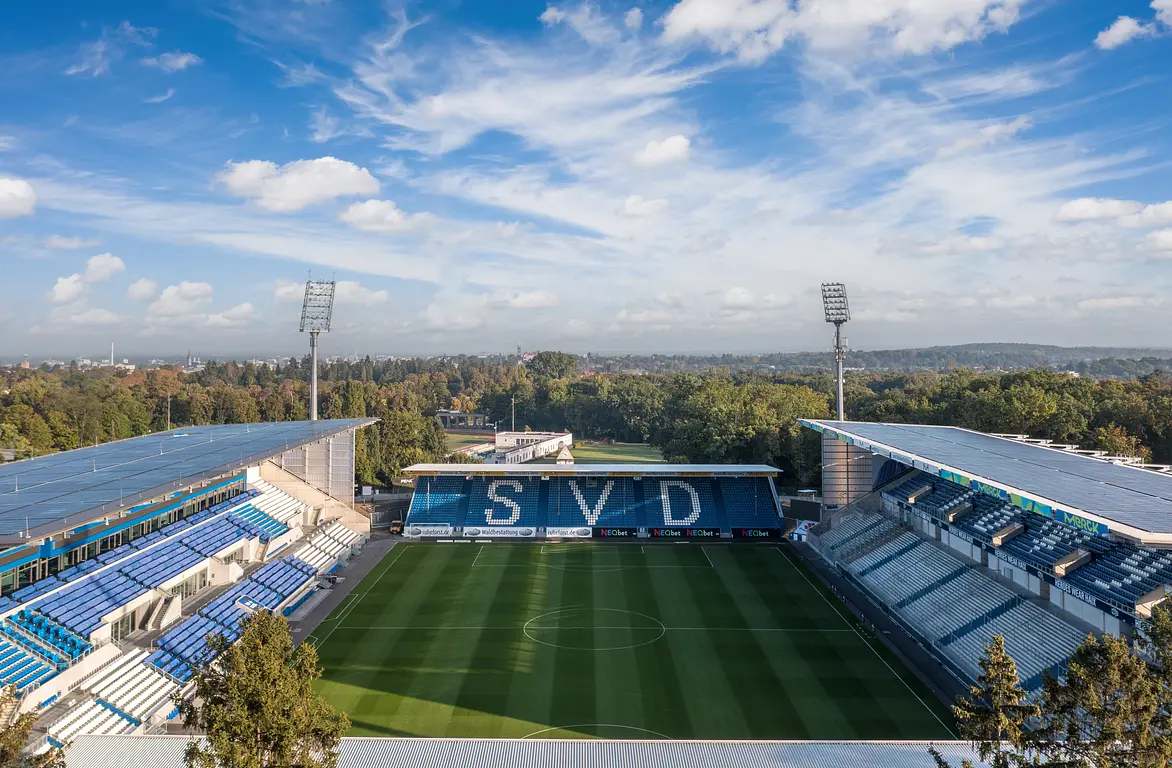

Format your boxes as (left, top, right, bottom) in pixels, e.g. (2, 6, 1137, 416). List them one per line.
(19, 416, 1172, 767)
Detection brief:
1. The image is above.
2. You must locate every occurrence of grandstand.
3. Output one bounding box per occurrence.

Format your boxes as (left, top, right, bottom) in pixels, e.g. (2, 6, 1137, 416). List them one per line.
(800, 419, 1172, 692)
(402, 464, 784, 538)
(0, 419, 374, 750)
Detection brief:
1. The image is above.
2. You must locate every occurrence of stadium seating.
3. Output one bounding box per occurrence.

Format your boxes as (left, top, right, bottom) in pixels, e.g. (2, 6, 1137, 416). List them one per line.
(295, 521, 363, 572)
(0, 638, 56, 692)
(148, 556, 318, 683)
(250, 481, 306, 524)
(999, 518, 1109, 569)
(229, 504, 290, 542)
(1066, 545, 1172, 607)
(830, 508, 1087, 689)
(48, 699, 137, 745)
(407, 476, 467, 525)
(719, 477, 781, 528)
(82, 648, 177, 723)
(547, 478, 637, 528)
(467, 478, 540, 527)
(9, 610, 91, 662)
(644, 477, 721, 529)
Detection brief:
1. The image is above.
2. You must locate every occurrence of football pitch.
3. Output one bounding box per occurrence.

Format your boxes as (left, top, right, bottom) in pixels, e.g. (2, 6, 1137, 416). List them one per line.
(310, 542, 957, 740)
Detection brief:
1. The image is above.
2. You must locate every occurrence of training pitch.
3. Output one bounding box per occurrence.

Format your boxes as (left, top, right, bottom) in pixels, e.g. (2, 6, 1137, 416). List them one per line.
(310, 542, 956, 740)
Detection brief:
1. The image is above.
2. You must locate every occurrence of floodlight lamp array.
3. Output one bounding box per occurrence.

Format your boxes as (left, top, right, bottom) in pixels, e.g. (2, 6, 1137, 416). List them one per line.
(821, 282, 850, 324)
(300, 280, 336, 333)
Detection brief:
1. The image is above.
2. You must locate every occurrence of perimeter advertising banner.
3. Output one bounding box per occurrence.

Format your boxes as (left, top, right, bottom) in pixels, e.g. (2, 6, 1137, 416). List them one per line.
(462, 526, 536, 538)
(593, 527, 638, 538)
(404, 524, 453, 538)
(733, 528, 781, 539)
(546, 527, 593, 538)
(649, 527, 723, 538)
(685, 528, 722, 538)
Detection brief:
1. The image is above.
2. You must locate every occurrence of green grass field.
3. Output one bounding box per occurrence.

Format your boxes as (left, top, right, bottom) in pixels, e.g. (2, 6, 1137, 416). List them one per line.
(529, 441, 665, 464)
(443, 430, 494, 452)
(311, 543, 956, 740)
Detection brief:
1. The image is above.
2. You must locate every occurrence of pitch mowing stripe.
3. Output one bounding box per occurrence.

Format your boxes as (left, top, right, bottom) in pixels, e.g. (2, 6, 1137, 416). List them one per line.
(773, 546, 957, 739)
(590, 548, 649, 739)
(704, 546, 851, 738)
(503, 545, 566, 736)
(550, 546, 597, 731)
(644, 549, 755, 738)
(619, 547, 696, 739)
(676, 547, 805, 739)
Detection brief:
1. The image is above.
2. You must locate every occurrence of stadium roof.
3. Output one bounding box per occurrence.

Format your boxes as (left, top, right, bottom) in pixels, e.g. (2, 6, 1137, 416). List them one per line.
(65, 736, 988, 768)
(404, 463, 779, 476)
(0, 419, 375, 544)
(802, 420, 1172, 539)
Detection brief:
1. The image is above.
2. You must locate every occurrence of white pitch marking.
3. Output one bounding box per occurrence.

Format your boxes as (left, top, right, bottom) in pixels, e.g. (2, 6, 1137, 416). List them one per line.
(701, 546, 716, 568)
(774, 546, 958, 739)
(314, 543, 411, 647)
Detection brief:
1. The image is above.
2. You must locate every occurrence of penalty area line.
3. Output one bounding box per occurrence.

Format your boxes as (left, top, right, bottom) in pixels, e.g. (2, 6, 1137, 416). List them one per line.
(774, 545, 958, 739)
(315, 543, 411, 647)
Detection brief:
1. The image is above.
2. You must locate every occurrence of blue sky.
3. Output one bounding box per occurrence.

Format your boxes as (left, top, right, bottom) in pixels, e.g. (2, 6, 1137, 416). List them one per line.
(1, 0, 1171, 360)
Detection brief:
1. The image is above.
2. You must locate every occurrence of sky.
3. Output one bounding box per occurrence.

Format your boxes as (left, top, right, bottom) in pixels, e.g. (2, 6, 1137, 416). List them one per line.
(1, 0, 1171, 360)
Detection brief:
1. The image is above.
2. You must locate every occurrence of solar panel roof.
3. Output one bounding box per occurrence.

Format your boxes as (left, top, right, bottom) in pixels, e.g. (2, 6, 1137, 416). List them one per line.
(0, 419, 375, 543)
(806, 421, 1172, 534)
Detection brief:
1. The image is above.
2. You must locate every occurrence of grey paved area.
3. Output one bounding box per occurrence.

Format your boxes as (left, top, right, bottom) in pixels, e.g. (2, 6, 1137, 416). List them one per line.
(290, 534, 399, 645)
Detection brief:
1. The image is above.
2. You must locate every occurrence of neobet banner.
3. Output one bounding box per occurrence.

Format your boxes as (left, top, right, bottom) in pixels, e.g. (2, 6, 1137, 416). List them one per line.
(733, 528, 780, 539)
(593, 527, 638, 538)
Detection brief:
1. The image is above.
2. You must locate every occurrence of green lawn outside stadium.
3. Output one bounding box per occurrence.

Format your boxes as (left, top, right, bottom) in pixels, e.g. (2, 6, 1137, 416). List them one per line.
(310, 543, 956, 740)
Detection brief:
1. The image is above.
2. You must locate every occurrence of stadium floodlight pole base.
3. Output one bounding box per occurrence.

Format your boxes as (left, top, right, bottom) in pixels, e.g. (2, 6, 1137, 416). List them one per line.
(310, 330, 319, 421)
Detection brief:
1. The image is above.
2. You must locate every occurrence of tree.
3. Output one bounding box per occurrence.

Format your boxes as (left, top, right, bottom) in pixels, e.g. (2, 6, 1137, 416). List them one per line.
(1094, 424, 1153, 462)
(930, 635, 1039, 768)
(1035, 632, 1169, 768)
(524, 351, 579, 380)
(0, 686, 64, 767)
(179, 611, 348, 768)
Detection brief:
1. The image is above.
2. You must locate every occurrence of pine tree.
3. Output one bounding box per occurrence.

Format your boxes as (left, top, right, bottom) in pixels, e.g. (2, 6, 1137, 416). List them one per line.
(0, 686, 65, 768)
(1036, 632, 1171, 768)
(179, 611, 349, 768)
(930, 635, 1039, 768)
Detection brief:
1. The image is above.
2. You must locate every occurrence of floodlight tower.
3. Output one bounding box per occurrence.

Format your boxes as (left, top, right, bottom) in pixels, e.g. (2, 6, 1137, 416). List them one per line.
(821, 282, 850, 421)
(299, 280, 336, 421)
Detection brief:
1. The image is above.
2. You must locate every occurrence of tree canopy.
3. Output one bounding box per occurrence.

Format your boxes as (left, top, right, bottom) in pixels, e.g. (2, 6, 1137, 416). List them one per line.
(178, 611, 348, 768)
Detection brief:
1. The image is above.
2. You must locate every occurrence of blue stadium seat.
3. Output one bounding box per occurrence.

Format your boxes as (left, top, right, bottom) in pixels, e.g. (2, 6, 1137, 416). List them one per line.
(643, 477, 721, 529)
(406, 476, 467, 526)
(466, 478, 540, 527)
(719, 477, 780, 528)
(547, 478, 636, 528)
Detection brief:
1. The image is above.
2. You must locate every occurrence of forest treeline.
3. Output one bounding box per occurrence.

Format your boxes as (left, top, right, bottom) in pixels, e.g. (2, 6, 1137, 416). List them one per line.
(2, 351, 1170, 487)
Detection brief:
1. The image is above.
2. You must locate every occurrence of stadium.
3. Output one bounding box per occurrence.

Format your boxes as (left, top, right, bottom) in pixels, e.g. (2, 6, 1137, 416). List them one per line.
(6, 415, 1172, 766)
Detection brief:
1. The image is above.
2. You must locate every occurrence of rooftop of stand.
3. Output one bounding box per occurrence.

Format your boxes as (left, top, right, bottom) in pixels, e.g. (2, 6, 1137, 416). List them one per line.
(803, 420, 1172, 536)
(0, 419, 375, 543)
(404, 463, 779, 476)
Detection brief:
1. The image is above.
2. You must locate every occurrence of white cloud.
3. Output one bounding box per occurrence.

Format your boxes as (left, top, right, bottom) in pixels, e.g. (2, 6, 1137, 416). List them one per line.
(127, 278, 158, 300)
(335, 280, 390, 307)
(205, 302, 257, 328)
(985, 294, 1039, 310)
(633, 135, 691, 168)
(621, 195, 669, 216)
(1146, 229, 1172, 251)
(540, 7, 567, 25)
(0, 177, 36, 218)
(1077, 296, 1150, 311)
(339, 199, 433, 232)
(1054, 198, 1144, 222)
(217, 157, 379, 212)
(721, 286, 755, 309)
(84, 253, 126, 283)
(539, 4, 620, 45)
(49, 275, 86, 304)
(1119, 202, 1172, 229)
(625, 8, 644, 29)
(65, 21, 156, 77)
(142, 51, 203, 72)
(47, 302, 121, 327)
(274, 279, 305, 303)
(148, 281, 214, 317)
(0, 136, 17, 151)
(143, 88, 176, 104)
(937, 116, 1032, 158)
(1095, 17, 1154, 49)
(661, 0, 1024, 62)
(45, 235, 100, 250)
(490, 290, 558, 309)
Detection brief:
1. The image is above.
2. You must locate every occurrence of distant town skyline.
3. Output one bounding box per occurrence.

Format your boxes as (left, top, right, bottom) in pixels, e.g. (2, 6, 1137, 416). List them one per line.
(2, 1, 1171, 354)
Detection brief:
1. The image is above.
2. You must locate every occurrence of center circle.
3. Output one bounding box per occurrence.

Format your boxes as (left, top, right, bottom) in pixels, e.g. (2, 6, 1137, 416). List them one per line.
(523, 608, 666, 651)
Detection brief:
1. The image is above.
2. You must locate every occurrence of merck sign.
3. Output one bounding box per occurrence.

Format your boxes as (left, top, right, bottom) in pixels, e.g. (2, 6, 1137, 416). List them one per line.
(1058, 510, 1107, 538)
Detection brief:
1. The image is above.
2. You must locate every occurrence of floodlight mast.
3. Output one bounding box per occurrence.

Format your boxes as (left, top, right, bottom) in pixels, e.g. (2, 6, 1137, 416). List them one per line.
(299, 280, 336, 421)
(821, 282, 850, 421)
